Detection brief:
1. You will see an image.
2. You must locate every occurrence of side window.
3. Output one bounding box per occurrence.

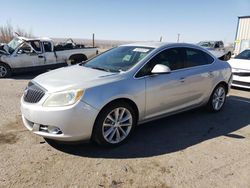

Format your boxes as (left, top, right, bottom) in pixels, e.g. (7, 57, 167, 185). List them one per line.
(214, 42, 220, 48)
(219, 41, 223, 48)
(184, 48, 214, 68)
(136, 48, 184, 77)
(18, 43, 33, 54)
(29, 41, 42, 53)
(43, 42, 52, 52)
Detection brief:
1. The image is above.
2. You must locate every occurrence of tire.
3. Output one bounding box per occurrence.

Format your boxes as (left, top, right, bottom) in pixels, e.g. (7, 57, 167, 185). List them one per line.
(69, 55, 87, 65)
(92, 101, 137, 146)
(206, 84, 226, 112)
(0, 63, 11, 78)
(224, 52, 231, 61)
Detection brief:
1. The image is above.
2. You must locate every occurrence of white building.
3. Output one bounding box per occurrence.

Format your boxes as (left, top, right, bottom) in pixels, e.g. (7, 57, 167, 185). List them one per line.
(234, 16, 250, 55)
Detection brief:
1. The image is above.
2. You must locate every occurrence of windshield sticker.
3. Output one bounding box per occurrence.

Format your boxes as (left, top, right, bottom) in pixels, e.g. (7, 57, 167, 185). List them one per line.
(123, 55, 131, 61)
(133, 48, 150, 53)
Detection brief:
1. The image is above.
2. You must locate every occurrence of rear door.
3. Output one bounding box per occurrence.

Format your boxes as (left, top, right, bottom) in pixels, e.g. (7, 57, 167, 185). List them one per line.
(181, 47, 215, 105)
(42, 41, 58, 65)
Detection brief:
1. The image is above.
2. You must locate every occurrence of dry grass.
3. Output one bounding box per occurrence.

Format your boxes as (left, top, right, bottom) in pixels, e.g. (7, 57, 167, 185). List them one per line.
(0, 22, 32, 43)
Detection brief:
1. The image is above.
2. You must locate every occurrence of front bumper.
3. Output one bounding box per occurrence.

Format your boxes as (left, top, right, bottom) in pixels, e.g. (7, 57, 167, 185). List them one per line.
(232, 74, 250, 89)
(21, 97, 99, 141)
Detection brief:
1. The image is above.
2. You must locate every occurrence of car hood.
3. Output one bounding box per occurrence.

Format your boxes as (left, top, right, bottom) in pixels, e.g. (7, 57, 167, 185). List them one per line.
(33, 65, 121, 92)
(228, 59, 250, 71)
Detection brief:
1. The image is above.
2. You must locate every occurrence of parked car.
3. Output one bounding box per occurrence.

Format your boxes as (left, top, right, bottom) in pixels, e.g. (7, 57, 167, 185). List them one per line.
(0, 37, 98, 78)
(198, 41, 233, 61)
(228, 49, 250, 89)
(21, 42, 232, 146)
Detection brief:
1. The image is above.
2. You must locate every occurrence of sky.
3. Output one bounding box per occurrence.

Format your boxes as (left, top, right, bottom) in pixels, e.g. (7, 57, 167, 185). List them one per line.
(0, 0, 249, 43)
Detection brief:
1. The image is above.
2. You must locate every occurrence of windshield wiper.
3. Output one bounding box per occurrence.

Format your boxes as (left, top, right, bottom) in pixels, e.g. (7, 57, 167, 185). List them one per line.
(89, 66, 112, 72)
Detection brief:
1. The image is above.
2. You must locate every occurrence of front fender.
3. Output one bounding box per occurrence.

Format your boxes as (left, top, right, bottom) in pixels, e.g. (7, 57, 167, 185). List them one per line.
(81, 77, 146, 121)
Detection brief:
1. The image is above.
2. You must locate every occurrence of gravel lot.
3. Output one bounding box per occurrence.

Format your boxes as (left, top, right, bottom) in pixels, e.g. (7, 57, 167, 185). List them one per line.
(0, 73, 250, 188)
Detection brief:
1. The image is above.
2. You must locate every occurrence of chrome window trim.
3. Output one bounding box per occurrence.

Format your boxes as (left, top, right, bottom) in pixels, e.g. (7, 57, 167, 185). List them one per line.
(133, 46, 215, 79)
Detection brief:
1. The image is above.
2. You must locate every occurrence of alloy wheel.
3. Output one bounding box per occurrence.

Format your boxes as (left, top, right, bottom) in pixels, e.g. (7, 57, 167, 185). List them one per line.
(0, 66, 7, 78)
(102, 107, 133, 144)
(212, 86, 226, 111)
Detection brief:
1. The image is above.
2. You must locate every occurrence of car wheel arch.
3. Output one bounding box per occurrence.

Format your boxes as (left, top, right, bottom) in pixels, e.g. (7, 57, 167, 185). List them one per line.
(69, 54, 87, 64)
(214, 81, 229, 94)
(91, 98, 139, 139)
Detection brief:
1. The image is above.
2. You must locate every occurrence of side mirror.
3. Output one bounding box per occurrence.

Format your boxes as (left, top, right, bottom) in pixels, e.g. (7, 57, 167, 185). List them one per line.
(17, 49, 24, 54)
(151, 64, 171, 74)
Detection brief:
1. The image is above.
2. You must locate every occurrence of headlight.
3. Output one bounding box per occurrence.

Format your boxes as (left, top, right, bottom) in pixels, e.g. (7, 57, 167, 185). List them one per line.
(43, 89, 84, 107)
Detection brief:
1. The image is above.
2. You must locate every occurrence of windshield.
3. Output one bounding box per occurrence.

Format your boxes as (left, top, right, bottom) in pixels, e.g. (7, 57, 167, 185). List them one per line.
(83, 46, 154, 72)
(7, 38, 24, 54)
(198, 41, 215, 48)
(235, 50, 250, 60)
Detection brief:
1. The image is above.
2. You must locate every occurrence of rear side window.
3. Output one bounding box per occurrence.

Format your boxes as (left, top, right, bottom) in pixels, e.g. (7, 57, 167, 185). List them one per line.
(184, 48, 214, 68)
(43, 42, 52, 52)
(29, 41, 42, 53)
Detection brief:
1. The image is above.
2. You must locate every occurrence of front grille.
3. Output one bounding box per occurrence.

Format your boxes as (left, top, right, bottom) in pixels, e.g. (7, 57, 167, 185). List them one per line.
(232, 80, 250, 87)
(233, 72, 250, 76)
(23, 82, 46, 103)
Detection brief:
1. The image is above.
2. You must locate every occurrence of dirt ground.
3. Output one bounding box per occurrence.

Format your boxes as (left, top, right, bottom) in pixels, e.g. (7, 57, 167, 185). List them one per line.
(0, 73, 250, 188)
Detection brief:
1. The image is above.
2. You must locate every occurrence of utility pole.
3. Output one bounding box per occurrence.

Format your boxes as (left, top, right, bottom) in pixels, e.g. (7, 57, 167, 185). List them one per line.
(159, 36, 163, 42)
(92, 33, 95, 47)
(177, 33, 180, 43)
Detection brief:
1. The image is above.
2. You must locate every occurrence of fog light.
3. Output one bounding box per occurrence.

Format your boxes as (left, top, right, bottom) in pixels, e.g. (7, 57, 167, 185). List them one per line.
(39, 125, 62, 134)
(48, 126, 62, 134)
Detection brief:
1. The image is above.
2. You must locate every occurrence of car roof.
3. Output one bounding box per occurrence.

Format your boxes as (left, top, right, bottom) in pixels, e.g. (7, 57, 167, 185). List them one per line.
(120, 42, 171, 48)
(18, 36, 52, 42)
(120, 42, 203, 50)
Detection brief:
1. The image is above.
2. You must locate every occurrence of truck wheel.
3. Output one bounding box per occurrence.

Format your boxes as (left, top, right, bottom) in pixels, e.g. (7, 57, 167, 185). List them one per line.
(225, 52, 231, 60)
(0, 63, 11, 78)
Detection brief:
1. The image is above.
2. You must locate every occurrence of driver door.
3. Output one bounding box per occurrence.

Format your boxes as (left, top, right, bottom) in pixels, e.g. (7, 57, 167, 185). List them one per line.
(142, 48, 194, 119)
(10, 42, 45, 68)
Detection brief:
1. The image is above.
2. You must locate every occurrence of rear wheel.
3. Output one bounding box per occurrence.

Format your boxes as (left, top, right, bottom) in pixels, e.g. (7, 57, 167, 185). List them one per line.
(207, 84, 226, 112)
(224, 52, 231, 61)
(0, 63, 11, 78)
(92, 101, 136, 146)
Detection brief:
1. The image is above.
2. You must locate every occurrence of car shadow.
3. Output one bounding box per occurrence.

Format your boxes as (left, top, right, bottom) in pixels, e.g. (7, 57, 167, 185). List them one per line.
(11, 71, 45, 80)
(47, 95, 250, 159)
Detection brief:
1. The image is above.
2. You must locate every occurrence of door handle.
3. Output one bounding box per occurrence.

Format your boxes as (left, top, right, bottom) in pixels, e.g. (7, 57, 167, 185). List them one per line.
(38, 55, 44, 58)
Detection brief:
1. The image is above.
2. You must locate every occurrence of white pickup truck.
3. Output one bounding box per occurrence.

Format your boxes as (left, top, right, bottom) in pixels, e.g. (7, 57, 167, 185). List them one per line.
(0, 37, 98, 78)
(198, 41, 233, 61)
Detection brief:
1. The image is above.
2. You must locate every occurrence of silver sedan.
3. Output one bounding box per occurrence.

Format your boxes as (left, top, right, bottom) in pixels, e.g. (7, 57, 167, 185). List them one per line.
(21, 42, 232, 146)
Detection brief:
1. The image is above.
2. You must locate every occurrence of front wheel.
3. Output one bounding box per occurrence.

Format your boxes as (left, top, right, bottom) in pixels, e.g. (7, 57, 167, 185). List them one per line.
(0, 63, 11, 78)
(207, 84, 226, 112)
(92, 101, 136, 146)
